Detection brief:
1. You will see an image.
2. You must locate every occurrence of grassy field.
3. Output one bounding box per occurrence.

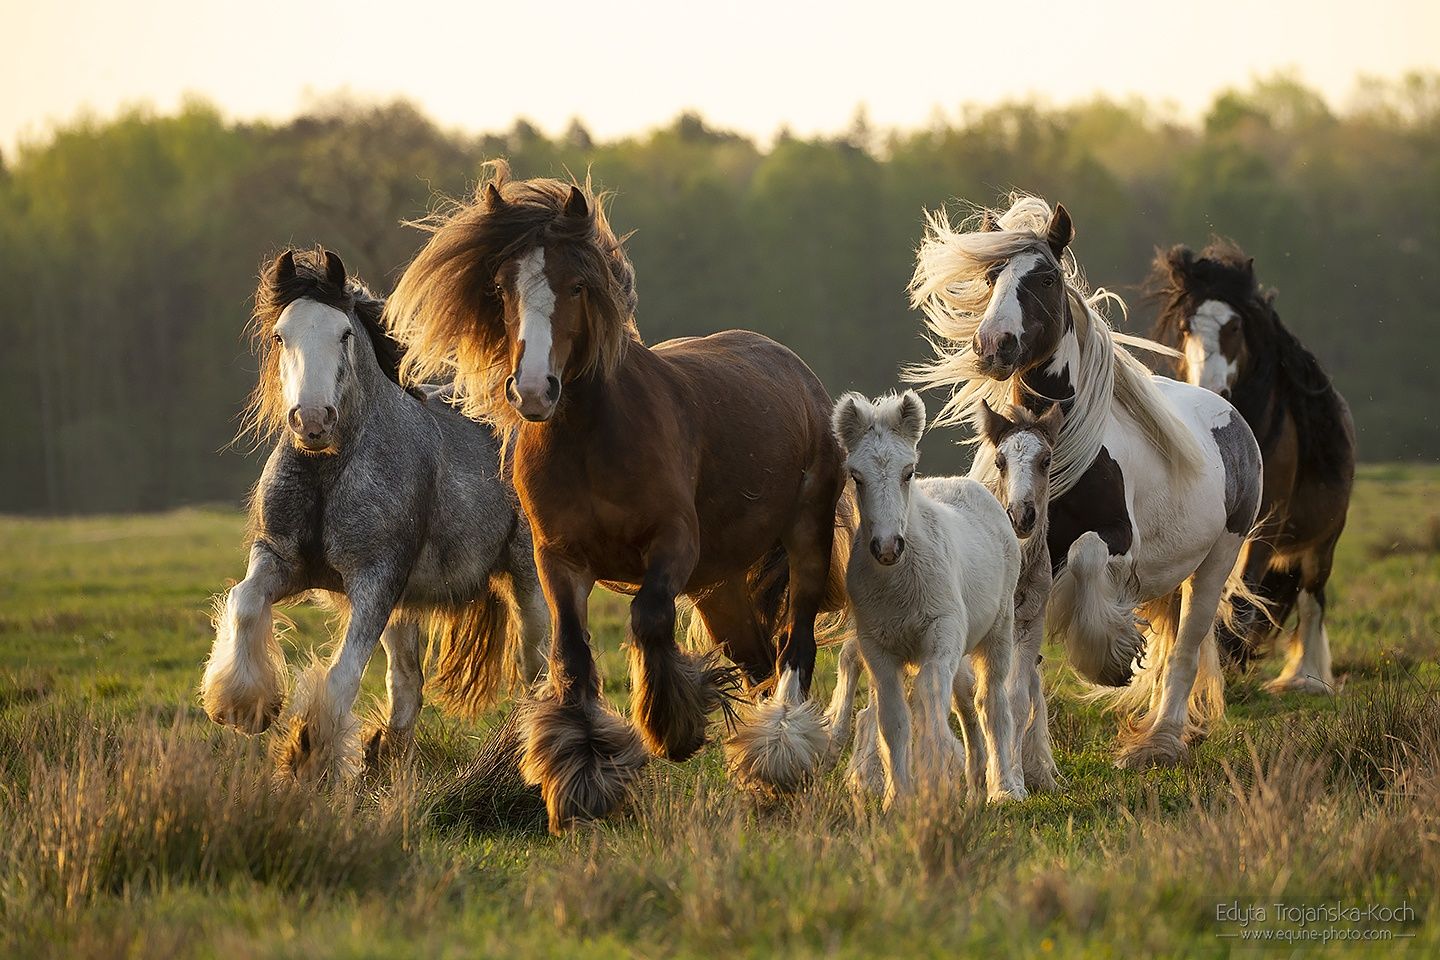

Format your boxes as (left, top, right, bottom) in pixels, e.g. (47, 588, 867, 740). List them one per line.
(2, 464, 1439, 958)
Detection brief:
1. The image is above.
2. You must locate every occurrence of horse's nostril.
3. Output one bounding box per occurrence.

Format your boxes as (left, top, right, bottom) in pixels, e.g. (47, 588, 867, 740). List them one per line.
(998, 332, 1018, 358)
(323, 405, 337, 427)
(870, 538, 882, 560)
(505, 376, 520, 404)
(545, 375, 561, 404)
(894, 536, 905, 557)
(288, 406, 303, 430)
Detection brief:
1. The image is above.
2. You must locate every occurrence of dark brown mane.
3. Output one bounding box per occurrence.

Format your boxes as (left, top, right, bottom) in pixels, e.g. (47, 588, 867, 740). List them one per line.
(243, 246, 404, 443)
(387, 160, 639, 426)
(1146, 239, 1350, 481)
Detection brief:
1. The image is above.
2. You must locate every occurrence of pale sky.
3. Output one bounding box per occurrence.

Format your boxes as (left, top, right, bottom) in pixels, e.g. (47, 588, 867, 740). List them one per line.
(3, 0, 1438, 155)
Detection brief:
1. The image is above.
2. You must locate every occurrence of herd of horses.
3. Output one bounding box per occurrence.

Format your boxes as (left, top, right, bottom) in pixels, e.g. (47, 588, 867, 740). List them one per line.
(200, 164, 1355, 832)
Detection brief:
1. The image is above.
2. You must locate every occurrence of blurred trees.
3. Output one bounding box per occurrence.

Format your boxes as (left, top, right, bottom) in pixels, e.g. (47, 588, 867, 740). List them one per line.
(1, 75, 1436, 513)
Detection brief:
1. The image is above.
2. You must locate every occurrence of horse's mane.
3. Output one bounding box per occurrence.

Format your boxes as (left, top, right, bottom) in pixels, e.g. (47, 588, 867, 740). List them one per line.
(1146, 239, 1350, 481)
(243, 246, 403, 444)
(908, 194, 1203, 498)
(387, 159, 640, 427)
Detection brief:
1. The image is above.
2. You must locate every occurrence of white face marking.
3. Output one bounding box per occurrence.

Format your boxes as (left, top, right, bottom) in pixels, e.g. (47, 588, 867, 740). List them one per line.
(274, 299, 351, 413)
(996, 430, 1050, 536)
(1184, 299, 1239, 395)
(513, 247, 556, 397)
(980, 251, 1045, 341)
(846, 419, 919, 554)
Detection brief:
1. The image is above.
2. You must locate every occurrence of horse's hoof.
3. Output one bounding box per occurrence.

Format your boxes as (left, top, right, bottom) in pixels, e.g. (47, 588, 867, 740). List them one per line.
(1023, 764, 1060, 793)
(518, 694, 648, 835)
(628, 647, 739, 762)
(362, 724, 415, 772)
(725, 693, 827, 795)
(273, 662, 362, 782)
(989, 785, 1028, 803)
(1263, 674, 1336, 696)
(1114, 729, 1187, 770)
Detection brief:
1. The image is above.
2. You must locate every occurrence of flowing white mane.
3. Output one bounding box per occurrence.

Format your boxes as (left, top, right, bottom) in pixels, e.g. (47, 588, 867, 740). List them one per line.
(907, 195, 1201, 498)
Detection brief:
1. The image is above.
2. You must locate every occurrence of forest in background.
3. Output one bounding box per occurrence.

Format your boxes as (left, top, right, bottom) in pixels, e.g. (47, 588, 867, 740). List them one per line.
(1, 73, 1436, 513)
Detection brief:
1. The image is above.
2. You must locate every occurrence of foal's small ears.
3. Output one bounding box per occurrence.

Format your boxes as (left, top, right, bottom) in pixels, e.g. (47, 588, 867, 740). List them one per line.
(482, 181, 505, 211)
(1037, 402, 1065, 445)
(896, 390, 927, 445)
(323, 250, 347, 288)
(977, 399, 1012, 447)
(832, 392, 873, 452)
(979, 209, 999, 232)
(273, 249, 297, 283)
(564, 184, 590, 219)
(1046, 203, 1075, 259)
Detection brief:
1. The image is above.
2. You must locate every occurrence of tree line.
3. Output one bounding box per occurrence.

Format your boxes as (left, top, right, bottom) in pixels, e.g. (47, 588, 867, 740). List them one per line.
(2, 74, 1436, 513)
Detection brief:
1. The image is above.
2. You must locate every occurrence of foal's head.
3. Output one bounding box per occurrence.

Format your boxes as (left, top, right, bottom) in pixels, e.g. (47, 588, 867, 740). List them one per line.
(248, 247, 400, 453)
(832, 391, 926, 566)
(977, 400, 1063, 540)
(1147, 240, 1264, 399)
(388, 160, 638, 425)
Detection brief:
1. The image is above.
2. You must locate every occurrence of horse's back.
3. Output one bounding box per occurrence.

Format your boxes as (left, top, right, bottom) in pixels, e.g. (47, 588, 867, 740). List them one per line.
(915, 476, 1020, 637)
(653, 329, 833, 418)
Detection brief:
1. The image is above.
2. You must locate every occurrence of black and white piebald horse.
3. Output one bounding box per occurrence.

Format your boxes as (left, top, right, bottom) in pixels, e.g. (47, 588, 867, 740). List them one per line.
(1147, 241, 1354, 693)
(909, 196, 1264, 768)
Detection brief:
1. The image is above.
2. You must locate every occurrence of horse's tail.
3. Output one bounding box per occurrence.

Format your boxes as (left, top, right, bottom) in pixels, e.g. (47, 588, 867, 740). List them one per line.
(1047, 532, 1146, 687)
(426, 578, 521, 718)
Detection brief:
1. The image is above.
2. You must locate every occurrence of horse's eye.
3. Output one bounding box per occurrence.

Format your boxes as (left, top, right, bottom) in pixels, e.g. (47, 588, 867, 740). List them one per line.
(850, 470, 864, 486)
(995, 454, 1007, 472)
(1039, 454, 1051, 470)
(272, 333, 283, 346)
(340, 329, 353, 342)
(493, 283, 505, 299)
(571, 283, 584, 297)
(902, 467, 915, 483)
(1041, 275, 1056, 288)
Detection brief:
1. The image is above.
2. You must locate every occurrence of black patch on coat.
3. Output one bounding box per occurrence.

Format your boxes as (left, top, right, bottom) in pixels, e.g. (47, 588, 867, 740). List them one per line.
(1046, 446, 1133, 573)
(1211, 410, 1262, 535)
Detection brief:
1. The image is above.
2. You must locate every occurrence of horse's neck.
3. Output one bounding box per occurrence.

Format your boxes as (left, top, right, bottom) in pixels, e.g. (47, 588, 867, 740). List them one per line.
(1019, 327, 1079, 415)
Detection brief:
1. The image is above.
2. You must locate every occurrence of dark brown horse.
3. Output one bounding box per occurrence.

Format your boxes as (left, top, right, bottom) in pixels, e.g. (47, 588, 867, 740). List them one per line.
(1148, 240, 1355, 693)
(387, 163, 846, 831)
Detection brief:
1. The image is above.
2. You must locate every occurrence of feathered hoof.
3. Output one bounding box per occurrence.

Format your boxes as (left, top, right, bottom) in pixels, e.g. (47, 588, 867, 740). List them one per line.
(518, 693, 648, 835)
(628, 645, 740, 761)
(1114, 726, 1187, 770)
(201, 646, 286, 736)
(362, 723, 415, 772)
(725, 678, 827, 796)
(273, 661, 362, 782)
(1263, 673, 1336, 696)
(1023, 760, 1062, 793)
(989, 782, 1029, 803)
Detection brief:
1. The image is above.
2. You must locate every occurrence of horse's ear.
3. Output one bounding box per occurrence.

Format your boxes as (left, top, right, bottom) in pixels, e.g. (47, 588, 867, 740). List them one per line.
(831, 392, 873, 453)
(564, 184, 590, 219)
(980, 209, 999, 232)
(1037, 402, 1065, 445)
(1046, 203, 1075, 259)
(977, 399, 1012, 447)
(1244, 257, 1256, 282)
(323, 249, 346, 288)
(895, 390, 927, 445)
(482, 181, 505, 211)
(273, 249, 296, 283)
(1162, 244, 1193, 276)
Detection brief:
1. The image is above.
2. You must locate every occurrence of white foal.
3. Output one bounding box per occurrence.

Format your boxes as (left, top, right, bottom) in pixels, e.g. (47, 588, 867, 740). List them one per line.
(829, 391, 1025, 804)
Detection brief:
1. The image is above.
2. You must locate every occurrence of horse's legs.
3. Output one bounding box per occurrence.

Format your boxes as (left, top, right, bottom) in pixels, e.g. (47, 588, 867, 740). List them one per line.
(725, 479, 836, 793)
(363, 617, 423, 767)
(973, 609, 1025, 801)
(1216, 537, 1276, 669)
(280, 572, 404, 780)
(203, 544, 296, 734)
(912, 648, 964, 794)
(693, 577, 775, 687)
(1266, 536, 1339, 694)
(1116, 533, 1240, 769)
(951, 657, 987, 796)
(846, 690, 885, 797)
(866, 643, 913, 808)
(823, 638, 863, 765)
(629, 527, 736, 761)
(520, 550, 645, 834)
(495, 566, 552, 687)
(1011, 608, 1058, 791)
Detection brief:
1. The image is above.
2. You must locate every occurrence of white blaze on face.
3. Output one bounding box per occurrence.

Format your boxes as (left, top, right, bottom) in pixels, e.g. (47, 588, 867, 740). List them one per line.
(513, 247, 556, 398)
(998, 430, 1049, 520)
(980, 251, 1045, 342)
(274, 299, 351, 412)
(1184, 299, 1239, 395)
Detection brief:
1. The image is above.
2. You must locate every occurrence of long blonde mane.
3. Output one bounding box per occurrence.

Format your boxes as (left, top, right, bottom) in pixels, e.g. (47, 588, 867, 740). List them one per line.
(907, 195, 1201, 497)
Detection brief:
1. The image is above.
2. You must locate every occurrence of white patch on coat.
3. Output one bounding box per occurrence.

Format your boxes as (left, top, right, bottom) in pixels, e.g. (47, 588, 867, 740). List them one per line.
(981, 251, 1045, 340)
(996, 430, 1050, 531)
(275, 299, 351, 413)
(513, 247, 556, 396)
(1183, 299, 1239, 394)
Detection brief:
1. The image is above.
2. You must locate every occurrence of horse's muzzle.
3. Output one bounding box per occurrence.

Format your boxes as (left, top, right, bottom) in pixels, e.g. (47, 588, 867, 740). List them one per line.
(506, 375, 561, 422)
(288, 404, 337, 451)
(1009, 503, 1037, 538)
(870, 535, 905, 566)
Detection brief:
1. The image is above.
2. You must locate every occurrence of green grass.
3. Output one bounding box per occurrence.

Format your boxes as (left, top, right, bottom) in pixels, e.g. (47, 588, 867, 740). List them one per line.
(2, 464, 1439, 958)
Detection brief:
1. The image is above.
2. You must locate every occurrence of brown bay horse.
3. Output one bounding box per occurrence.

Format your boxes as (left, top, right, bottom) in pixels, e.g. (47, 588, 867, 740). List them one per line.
(388, 163, 845, 831)
(1148, 241, 1355, 693)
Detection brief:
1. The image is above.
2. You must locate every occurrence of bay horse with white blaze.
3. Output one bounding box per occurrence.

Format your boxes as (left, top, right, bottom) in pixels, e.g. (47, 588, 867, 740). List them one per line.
(202, 247, 549, 779)
(910, 196, 1264, 768)
(387, 163, 846, 831)
(1147, 241, 1355, 693)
